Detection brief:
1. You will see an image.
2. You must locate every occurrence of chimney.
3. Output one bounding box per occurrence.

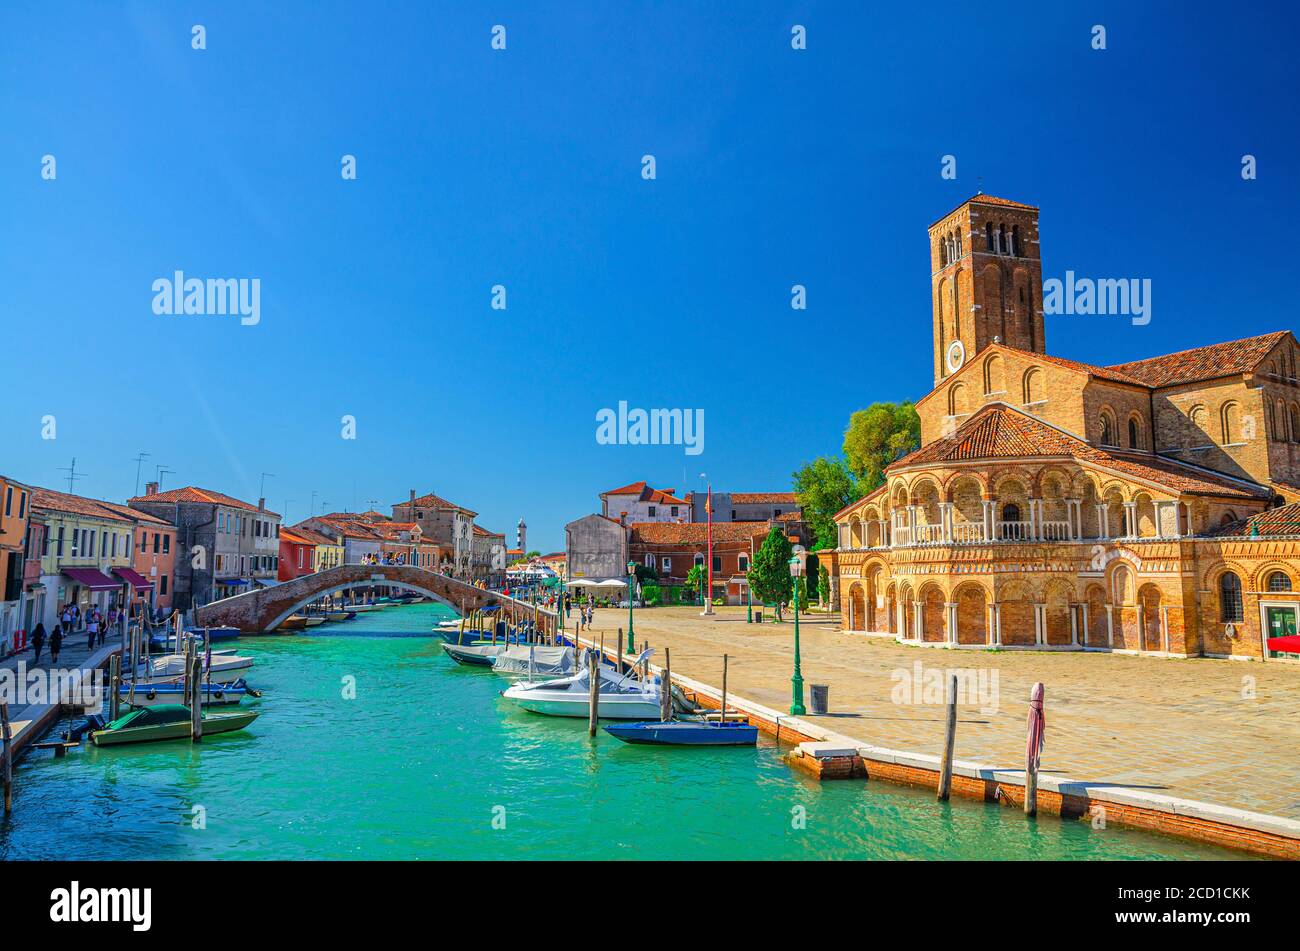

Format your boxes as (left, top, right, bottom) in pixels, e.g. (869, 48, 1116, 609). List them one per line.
(145, 482, 158, 496)
(409, 489, 416, 504)
(258, 498, 266, 511)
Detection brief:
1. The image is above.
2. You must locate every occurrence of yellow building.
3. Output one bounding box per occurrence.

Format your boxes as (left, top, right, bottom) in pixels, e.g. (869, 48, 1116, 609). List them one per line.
(32, 487, 137, 632)
(0, 474, 33, 647)
(827, 195, 1300, 663)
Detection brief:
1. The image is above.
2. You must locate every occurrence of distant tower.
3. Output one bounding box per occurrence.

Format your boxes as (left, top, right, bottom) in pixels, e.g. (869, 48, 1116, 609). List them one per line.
(517, 517, 526, 553)
(929, 194, 1045, 385)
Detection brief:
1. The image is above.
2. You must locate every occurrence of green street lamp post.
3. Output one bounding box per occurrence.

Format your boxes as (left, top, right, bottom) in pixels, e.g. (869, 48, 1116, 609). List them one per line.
(746, 577, 753, 623)
(626, 560, 637, 654)
(788, 552, 806, 716)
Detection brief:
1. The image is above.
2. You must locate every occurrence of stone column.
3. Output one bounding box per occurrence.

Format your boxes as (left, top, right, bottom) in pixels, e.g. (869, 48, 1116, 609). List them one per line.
(939, 502, 954, 544)
(982, 498, 995, 543)
(1105, 605, 1115, 647)
(1080, 602, 1090, 648)
(1123, 501, 1138, 539)
(992, 602, 1002, 646)
(946, 601, 958, 645)
(1034, 603, 1047, 645)
(1096, 503, 1108, 539)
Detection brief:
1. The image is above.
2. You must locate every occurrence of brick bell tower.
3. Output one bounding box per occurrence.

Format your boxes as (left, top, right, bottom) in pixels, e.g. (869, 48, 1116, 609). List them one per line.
(928, 194, 1045, 386)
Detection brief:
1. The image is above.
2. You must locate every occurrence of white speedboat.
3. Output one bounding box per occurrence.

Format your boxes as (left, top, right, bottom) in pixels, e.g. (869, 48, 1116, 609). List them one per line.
(134, 650, 254, 680)
(491, 644, 574, 679)
(502, 650, 661, 720)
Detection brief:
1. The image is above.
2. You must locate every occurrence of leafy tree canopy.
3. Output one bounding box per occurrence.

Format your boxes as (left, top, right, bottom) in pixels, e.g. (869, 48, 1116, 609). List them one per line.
(842, 402, 921, 492)
(793, 455, 860, 550)
(747, 526, 793, 605)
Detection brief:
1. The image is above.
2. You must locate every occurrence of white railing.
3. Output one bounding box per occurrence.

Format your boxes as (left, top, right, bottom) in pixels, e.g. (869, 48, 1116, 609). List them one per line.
(997, 520, 1030, 542)
(1041, 520, 1070, 541)
(951, 521, 986, 544)
(913, 523, 945, 545)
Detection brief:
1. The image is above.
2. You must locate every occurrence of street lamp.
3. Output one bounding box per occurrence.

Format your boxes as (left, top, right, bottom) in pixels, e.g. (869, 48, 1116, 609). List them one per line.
(626, 559, 637, 654)
(788, 552, 806, 716)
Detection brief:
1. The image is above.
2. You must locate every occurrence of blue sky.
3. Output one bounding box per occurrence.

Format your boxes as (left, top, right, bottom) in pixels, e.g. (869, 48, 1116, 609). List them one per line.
(2, 1, 1297, 550)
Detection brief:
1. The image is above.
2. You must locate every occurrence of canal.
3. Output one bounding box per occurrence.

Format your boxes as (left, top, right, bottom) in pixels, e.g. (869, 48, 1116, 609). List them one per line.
(0, 603, 1254, 860)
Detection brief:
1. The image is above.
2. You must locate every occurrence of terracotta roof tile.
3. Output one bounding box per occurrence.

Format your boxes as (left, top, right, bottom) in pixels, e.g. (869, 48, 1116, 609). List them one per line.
(893, 404, 1268, 500)
(395, 492, 476, 516)
(33, 487, 137, 523)
(731, 492, 799, 505)
(630, 522, 770, 545)
(1106, 332, 1288, 388)
(1208, 502, 1300, 538)
(127, 485, 278, 516)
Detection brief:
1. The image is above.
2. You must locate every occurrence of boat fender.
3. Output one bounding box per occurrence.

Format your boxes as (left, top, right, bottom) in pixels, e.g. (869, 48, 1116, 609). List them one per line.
(212, 690, 224, 700)
(146, 689, 157, 701)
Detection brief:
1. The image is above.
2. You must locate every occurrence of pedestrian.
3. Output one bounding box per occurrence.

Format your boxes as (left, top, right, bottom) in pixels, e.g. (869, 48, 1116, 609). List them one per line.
(60, 604, 73, 633)
(49, 624, 63, 665)
(30, 623, 46, 664)
(87, 609, 100, 649)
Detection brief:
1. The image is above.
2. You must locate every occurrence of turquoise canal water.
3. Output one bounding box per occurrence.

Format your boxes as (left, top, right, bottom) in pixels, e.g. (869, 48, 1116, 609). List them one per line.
(0, 603, 1252, 860)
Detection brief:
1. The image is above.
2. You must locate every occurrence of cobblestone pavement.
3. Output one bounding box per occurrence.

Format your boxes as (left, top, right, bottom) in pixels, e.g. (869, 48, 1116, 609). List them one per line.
(585, 606, 1300, 819)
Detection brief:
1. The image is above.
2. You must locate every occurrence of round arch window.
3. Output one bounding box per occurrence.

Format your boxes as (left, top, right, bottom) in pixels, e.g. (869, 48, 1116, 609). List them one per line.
(1267, 571, 1292, 592)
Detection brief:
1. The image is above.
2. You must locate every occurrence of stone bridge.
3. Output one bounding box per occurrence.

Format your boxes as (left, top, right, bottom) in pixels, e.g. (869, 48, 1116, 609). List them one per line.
(194, 564, 558, 635)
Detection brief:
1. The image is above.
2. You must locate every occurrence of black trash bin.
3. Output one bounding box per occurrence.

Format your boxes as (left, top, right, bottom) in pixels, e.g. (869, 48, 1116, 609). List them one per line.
(809, 684, 829, 715)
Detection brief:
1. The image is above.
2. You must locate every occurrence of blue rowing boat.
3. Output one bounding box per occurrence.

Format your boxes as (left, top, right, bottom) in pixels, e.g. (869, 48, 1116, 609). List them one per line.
(604, 720, 758, 746)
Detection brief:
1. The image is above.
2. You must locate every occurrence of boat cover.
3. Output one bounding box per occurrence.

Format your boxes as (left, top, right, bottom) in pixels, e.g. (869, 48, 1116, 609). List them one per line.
(492, 645, 574, 675)
(105, 704, 192, 730)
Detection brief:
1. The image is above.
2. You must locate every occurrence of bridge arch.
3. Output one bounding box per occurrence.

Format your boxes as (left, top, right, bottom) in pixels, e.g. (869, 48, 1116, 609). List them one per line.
(195, 564, 553, 636)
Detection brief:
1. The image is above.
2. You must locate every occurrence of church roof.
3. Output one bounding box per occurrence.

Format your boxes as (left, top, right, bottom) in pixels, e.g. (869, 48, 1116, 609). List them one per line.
(1106, 331, 1289, 388)
(892, 403, 1268, 500)
(1208, 502, 1300, 538)
(930, 194, 1038, 227)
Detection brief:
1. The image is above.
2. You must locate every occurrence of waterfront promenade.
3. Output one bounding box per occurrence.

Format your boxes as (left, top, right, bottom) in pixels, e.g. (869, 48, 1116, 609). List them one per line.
(0, 635, 118, 757)
(587, 606, 1300, 823)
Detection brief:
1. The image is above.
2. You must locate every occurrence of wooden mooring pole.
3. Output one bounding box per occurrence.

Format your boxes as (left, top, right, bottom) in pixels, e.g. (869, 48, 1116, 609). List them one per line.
(1, 702, 13, 816)
(108, 653, 121, 722)
(660, 647, 672, 722)
(587, 649, 600, 736)
(190, 654, 203, 742)
(720, 654, 729, 725)
(937, 673, 957, 801)
(1025, 682, 1045, 816)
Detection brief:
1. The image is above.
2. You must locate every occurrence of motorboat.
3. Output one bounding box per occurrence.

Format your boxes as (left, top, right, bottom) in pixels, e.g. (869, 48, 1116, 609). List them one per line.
(134, 650, 254, 680)
(501, 650, 661, 720)
(324, 610, 356, 622)
(604, 720, 758, 746)
(490, 644, 575, 679)
(278, 615, 309, 631)
(441, 642, 511, 668)
(303, 617, 325, 628)
(91, 704, 259, 747)
(118, 678, 255, 707)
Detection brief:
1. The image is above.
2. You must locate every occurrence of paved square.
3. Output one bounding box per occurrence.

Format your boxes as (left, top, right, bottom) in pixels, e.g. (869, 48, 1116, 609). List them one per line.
(587, 606, 1300, 820)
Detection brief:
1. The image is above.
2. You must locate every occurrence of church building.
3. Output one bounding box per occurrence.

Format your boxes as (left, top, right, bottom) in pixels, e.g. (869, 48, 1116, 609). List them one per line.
(826, 194, 1300, 661)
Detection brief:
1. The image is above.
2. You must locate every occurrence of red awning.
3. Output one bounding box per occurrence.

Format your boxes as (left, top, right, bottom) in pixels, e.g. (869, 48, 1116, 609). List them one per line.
(61, 567, 121, 591)
(1267, 634, 1300, 653)
(111, 567, 155, 591)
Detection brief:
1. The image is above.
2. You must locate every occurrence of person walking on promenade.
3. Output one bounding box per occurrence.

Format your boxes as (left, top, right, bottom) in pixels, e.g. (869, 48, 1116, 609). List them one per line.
(87, 608, 100, 649)
(49, 624, 63, 665)
(60, 603, 73, 634)
(30, 623, 46, 665)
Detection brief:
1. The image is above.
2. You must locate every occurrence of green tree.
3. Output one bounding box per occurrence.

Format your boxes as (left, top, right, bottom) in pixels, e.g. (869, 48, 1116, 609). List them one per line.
(842, 402, 921, 492)
(793, 455, 861, 550)
(817, 563, 830, 605)
(685, 563, 705, 604)
(747, 526, 793, 609)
